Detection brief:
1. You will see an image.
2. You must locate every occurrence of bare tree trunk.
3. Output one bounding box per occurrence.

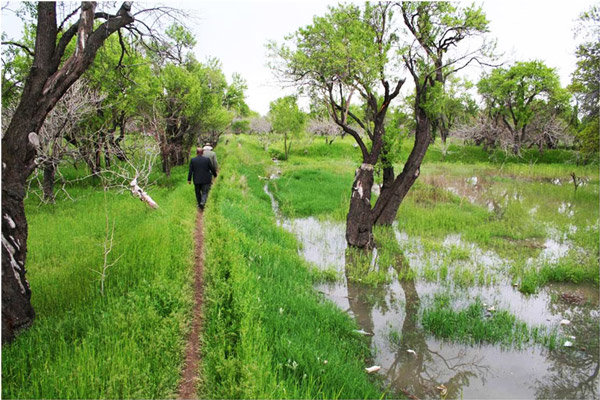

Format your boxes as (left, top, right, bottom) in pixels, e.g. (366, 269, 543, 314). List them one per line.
(114, 111, 127, 161)
(378, 149, 395, 206)
(1, 2, 134, 343)
(440, 120, 449, 145)
(103, 129, 112, 168)
(42, 162, 57, 203)
(160, 142, 172, 178)
(345, 163, 375, 248)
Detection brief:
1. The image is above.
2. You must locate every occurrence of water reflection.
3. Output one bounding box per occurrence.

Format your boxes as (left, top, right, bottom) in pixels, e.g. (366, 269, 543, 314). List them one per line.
(263, 183, 599, 399)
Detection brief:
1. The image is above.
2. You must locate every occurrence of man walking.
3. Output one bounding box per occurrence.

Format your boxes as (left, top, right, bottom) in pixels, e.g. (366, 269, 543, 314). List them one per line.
(188, 147, 217, 210)
(202, 143, 218, 173)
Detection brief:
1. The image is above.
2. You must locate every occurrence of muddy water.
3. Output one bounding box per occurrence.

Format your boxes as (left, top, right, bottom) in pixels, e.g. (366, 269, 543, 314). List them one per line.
(264, 184, 599, 399)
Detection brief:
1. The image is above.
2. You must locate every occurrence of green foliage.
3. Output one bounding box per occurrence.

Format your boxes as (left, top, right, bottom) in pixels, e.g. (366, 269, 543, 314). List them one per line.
(269, 95, 305, 136)
(575, 117, 599, 162)
(1, 22, 36, 108)
(478, 61, 567, 143)
(571, 5, 599, 121)
(269, 96, 305, 159)
(224, 73, 250, 116)
(570, 5, 600, 161)
(275, 3, 389, 91)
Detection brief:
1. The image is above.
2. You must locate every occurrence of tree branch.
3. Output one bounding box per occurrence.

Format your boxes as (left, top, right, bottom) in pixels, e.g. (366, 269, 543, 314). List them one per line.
(1, 41, 34, 57)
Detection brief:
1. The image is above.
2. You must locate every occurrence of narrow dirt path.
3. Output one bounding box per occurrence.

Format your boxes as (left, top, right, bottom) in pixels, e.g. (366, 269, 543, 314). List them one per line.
(177, 211, 205, 399)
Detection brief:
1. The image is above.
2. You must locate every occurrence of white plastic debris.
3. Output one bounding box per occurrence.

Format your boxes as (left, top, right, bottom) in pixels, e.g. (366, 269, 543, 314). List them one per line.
(564, 341, 573, 347)
(407, 349, 416, 356)
(467, 176, 478, 185)
(559, 319, 571, 326)
(365, 366, 381, 373)
(487, 306, 496, 312)
(436, 384, 448, 396)
(354, 329, 373, 336)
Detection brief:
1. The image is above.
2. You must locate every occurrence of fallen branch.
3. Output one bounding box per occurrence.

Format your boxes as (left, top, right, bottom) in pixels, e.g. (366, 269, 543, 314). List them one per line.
(130, 176, 158, 209)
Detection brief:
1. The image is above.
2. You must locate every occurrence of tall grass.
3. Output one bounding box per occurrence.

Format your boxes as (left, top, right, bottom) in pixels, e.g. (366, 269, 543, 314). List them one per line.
(200, 135, 384, 398)
(421, 294, 560, 350)
(2, 167, 196, 398)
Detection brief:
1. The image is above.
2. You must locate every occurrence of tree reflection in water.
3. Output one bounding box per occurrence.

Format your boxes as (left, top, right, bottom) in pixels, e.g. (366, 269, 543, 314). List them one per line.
(344, 248, 490, 399)
(534, 284, 599, 399)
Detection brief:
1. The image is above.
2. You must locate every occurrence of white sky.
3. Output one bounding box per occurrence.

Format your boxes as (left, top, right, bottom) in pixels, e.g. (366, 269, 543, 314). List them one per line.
(2, 0, 596, 115)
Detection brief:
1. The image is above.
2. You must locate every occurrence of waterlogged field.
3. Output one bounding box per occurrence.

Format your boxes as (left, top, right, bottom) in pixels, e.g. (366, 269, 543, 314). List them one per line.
(265, 135, 599, 399)
(3, 134, 597, 399)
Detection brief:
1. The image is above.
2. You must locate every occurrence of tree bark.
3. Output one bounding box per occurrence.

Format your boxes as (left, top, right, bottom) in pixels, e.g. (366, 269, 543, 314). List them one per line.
(345, 163, 375, 248)
(113, 111, 127, 161)
(2, 142, 36, 344)
(42, 162, 57, 203)
(373, 104, 432, 226)
(1, 2, 134, 343)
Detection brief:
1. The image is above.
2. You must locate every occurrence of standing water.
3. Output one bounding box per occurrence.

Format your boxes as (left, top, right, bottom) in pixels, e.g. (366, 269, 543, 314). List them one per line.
(264, 182, 599, 399)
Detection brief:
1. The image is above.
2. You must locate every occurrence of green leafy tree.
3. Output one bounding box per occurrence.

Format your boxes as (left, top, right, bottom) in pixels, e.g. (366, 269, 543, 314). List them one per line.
(269, 95, 305, 160)
(570, 5, 599, 161)
(270, 3, 405, 246)
(433, 77, 479, 144)
(270, 2, 492, 247)
(477, 60, 568, 154)
(372, 1, 492, 225)
(151, 26, 240, 175)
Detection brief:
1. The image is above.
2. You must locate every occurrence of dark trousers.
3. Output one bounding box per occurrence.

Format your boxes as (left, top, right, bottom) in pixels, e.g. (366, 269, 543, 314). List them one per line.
(194, 183, 212, 208)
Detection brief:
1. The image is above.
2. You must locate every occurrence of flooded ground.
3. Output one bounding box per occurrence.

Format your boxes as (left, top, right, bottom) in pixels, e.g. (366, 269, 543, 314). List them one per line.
(264, 181, 599, 399)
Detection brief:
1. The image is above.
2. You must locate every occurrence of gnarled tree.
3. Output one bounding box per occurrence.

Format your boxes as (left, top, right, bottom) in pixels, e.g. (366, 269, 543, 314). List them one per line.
(1, 1, 182, 343)
(372, 1, 492, 226)
(269, 2, 405, 248)
(477, 60, 568, 155)
(270, 1, 492, 247)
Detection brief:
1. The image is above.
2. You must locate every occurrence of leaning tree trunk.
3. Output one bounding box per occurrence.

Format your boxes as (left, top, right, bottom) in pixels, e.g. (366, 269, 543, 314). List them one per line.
(373, 105, 432, 226)
(378, 148, 396, 204)
(1, 2, 134, 343)
(345, 163, 375, 248)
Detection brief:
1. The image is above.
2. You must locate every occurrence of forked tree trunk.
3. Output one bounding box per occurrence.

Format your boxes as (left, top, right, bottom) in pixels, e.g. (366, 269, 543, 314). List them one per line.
(345, 163, 375, 248)
(1, 2, 134, 343)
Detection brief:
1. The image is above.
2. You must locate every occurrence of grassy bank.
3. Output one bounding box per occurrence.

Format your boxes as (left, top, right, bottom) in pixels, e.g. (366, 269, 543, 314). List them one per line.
(2, 168, 196, 398)
(200, 135, 384, 398)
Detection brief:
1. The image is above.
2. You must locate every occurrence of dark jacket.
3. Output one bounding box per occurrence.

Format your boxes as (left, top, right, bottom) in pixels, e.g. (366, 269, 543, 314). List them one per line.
(188, 155, 217, 185)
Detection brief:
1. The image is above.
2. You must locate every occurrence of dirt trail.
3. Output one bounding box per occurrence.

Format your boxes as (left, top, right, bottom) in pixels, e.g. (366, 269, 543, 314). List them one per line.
(177, 211, 205, 399)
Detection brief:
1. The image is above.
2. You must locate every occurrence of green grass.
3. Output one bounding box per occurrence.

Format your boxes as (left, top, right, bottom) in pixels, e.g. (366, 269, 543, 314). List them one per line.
(421, 294, 560, 349)
(2, 167, 196, 398)
(268, 169, 353, 218)
(200, 135, 384, 399)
